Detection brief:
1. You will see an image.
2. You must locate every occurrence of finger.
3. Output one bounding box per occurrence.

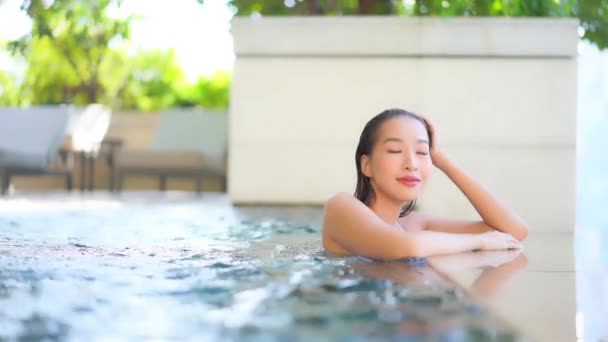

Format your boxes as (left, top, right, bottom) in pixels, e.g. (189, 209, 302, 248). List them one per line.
(504, 235, 520, 245)
(507, 241, 523, 250)
(423, 118, 434, 131)
(422, 116, 435, 129)
(507, 236, 522, 246)
(417, 113, 430, 125)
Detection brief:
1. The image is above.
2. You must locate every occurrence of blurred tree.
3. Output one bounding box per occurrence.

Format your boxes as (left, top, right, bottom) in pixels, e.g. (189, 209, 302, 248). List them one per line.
(1, 0, 232, 111)
(211, 0, 395, 15)
(0, 71, 22, 106)
(223, 0, 400, 15)
(176, 71, 232, 110)
(8, 0, 133, 104)
(576, 0, 608, 50)
(102, 48, 192, 111)
(211, 0, 607, 50)
(411, 0, 606, 50)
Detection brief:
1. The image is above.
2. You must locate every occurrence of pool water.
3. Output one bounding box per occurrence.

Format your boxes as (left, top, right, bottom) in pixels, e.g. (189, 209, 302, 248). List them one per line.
(0, 193, 521, 341)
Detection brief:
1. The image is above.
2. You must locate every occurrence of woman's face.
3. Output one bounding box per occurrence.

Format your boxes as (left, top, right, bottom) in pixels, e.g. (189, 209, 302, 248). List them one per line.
(361, 116, 432, 203)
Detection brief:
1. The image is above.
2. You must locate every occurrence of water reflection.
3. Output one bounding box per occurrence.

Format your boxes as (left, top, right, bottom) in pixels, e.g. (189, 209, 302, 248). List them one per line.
(428, 250, 528, 303)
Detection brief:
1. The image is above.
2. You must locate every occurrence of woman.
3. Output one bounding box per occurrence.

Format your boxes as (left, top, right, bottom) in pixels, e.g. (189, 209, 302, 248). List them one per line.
(322, 108, 528, 260)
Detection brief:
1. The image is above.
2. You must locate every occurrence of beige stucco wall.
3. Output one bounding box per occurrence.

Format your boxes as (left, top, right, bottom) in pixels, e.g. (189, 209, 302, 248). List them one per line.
(229, 17, 579, 232)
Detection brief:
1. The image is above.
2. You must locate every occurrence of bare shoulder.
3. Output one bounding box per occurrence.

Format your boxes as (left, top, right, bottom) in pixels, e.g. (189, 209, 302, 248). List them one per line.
(324, 192, 357, 229)
(324, 192, 360, 211)
(323, 192, 374, 225)
(322, 192, 377, 256)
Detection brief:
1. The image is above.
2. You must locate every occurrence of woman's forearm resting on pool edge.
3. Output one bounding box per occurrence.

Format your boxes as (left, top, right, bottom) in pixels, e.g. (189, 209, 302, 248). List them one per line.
(327, 226, 484, 260)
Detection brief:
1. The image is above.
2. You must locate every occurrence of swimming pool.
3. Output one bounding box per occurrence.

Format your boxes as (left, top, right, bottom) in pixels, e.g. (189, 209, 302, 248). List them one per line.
(0, 193, 521, 341)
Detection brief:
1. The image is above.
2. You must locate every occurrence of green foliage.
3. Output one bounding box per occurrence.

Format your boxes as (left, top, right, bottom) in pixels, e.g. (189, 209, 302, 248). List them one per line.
(8, 0, 133, 104)
(0, 0, 231, 111)
(220, 0, 384, 15)
(178, 71, 232, 111)
(0, 71, 21, 106)
(409, 0, 568, 16)
(576, 0, 608, 50)
(101, 48, 191, 111)
(2, 0, 603, 110)
(213, 0, 607, 50)
(18, 35, 81, 105)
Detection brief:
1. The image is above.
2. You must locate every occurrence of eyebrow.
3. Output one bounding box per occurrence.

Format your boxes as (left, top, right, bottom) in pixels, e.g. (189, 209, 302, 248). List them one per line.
(383, 137, 429, 144)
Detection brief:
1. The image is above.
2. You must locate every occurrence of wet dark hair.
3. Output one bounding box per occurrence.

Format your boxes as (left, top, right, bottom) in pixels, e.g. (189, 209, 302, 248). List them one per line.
(354, 108, 432, 218)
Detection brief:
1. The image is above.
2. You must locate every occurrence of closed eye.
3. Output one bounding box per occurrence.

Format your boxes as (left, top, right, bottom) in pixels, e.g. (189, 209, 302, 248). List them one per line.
(388, 150, 428, 155)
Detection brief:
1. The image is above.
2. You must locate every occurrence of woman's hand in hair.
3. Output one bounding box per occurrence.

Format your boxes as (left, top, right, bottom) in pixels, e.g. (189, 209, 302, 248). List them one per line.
(417, 114, 529, 242)
(420, 115, 448, 169)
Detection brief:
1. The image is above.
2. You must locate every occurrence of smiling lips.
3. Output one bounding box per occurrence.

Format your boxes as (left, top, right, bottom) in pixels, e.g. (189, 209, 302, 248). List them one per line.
(397, 176, 421, 187)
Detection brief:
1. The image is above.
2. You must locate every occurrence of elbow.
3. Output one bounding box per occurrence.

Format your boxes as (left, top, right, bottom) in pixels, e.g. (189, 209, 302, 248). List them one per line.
(514, 228, 528, 242)
(491, 220, 528, 242)
(512, 224, 529, 242)
(399, 241, 426, 259)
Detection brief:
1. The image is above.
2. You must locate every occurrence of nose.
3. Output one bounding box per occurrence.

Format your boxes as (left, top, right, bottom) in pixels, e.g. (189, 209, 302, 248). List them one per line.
(402, 151, 418, 171)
